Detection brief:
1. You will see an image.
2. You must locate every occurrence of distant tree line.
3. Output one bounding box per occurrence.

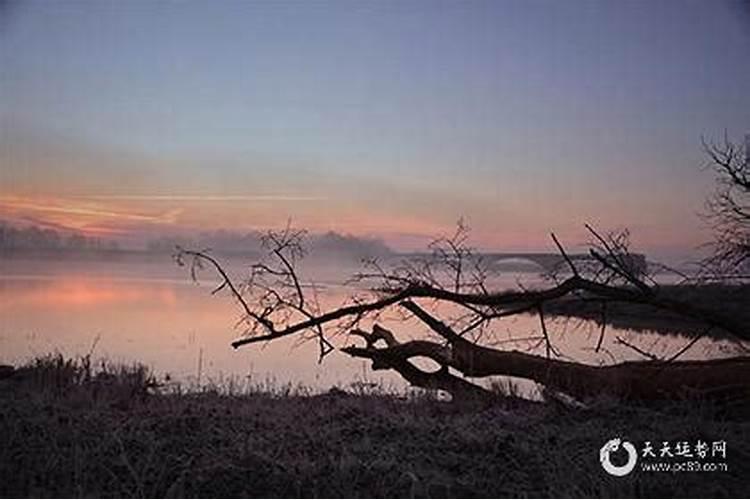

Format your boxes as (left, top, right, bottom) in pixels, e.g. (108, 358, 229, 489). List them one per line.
(149, 229, 393, 260)
(0, 222, 119, 252)
(0, 222, 393, 260)
(147, 230, 263, 255)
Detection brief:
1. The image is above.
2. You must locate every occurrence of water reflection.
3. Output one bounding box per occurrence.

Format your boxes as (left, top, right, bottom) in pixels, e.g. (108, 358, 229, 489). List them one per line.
(1, 277, 178, 308)
(0, 261, 397, 390)
(0, 259, 741, 393)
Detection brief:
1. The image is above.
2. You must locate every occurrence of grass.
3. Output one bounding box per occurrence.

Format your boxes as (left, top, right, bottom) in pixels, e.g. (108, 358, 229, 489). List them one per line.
(1, 355, 748, 497)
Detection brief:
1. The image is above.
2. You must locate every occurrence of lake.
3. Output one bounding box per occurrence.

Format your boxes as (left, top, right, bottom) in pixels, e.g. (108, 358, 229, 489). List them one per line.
(0, 254, 740, 394)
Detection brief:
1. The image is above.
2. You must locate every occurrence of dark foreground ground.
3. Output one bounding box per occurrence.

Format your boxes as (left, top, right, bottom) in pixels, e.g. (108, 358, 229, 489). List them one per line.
(1, 356, 748, 498)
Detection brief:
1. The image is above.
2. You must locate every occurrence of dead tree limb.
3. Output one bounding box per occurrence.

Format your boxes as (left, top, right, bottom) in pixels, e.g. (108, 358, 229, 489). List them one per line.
(343, 326, 494, 402)
(178, 224, 750, 403)
(344, 325, 750, 402)
(222, 274, 748, 349)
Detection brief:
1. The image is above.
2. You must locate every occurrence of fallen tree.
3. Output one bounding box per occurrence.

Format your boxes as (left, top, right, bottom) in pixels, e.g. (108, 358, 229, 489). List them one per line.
(342, 324, 750, 403)
(176, 222, 750, 404)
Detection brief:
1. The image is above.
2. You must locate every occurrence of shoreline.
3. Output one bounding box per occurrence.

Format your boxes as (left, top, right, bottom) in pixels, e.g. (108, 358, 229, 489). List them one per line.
(543, 283, 750, 339)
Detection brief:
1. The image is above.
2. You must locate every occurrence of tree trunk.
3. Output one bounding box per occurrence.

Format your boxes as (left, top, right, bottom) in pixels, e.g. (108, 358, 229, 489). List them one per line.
(342, 325, 750, 403)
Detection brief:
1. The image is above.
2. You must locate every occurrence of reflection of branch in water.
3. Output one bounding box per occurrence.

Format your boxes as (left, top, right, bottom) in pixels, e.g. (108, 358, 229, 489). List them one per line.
(615, 336, 662, 361)
(176, 223, 750, 402)
(664, 327, 711, 364)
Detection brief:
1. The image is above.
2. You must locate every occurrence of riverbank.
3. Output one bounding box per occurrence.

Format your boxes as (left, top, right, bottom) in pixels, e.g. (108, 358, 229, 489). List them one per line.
(0, 355, 748, 497)
(544, 283, 750, 339)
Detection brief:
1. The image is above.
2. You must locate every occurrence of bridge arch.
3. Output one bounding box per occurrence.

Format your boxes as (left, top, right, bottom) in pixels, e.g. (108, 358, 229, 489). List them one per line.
(485, 252, 647, 276)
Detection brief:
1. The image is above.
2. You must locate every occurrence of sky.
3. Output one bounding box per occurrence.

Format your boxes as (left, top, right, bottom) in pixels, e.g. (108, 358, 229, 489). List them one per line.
(1, 0, 749, 258)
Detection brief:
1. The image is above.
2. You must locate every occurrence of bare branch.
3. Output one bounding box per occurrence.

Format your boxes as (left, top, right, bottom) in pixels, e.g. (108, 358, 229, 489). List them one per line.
(175, 247, 272, 330)
(595, 301, 606, 352)
(700, 133, 750, 277)
(400, 300, 467, 345)
(537, 304, 554, 358)
(550, 232, 579, 277)
(615, 336, 661, 361)
(177, 219, 750, 403)
(664, 327, 711, 364)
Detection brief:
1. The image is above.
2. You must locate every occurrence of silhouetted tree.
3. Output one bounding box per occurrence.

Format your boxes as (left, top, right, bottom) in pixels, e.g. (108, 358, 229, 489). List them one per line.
(177, 221, 750, 404)
(702, 133, 750, 276)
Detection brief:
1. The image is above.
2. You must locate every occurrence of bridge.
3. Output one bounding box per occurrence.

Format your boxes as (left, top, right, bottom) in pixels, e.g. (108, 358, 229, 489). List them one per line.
(401, 252, 648, 276)
(483, 252, 647, 275)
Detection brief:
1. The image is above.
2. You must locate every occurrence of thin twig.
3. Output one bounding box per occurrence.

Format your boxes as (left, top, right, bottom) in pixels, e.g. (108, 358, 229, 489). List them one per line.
(664, 328, 711, 364)
(538, 304, 553, 358)
(595, 300, 606, 352)
(550, 232, 579, 277)
(615, 336, 661, 361)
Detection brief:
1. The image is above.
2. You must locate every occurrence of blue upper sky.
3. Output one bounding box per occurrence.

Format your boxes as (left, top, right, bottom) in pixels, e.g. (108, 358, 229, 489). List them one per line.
(1, 0, 749, 256)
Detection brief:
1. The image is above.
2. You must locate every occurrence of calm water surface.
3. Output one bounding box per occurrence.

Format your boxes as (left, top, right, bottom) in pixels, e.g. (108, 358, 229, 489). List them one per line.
(0, 256, 739, 393)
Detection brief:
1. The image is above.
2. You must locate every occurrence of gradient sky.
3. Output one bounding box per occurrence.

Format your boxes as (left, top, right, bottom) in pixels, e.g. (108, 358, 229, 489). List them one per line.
(1, 0, 749, 257)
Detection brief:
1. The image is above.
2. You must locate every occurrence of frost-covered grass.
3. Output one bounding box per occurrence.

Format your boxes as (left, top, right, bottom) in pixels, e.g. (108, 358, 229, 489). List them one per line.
(0, 354, 747, 497)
